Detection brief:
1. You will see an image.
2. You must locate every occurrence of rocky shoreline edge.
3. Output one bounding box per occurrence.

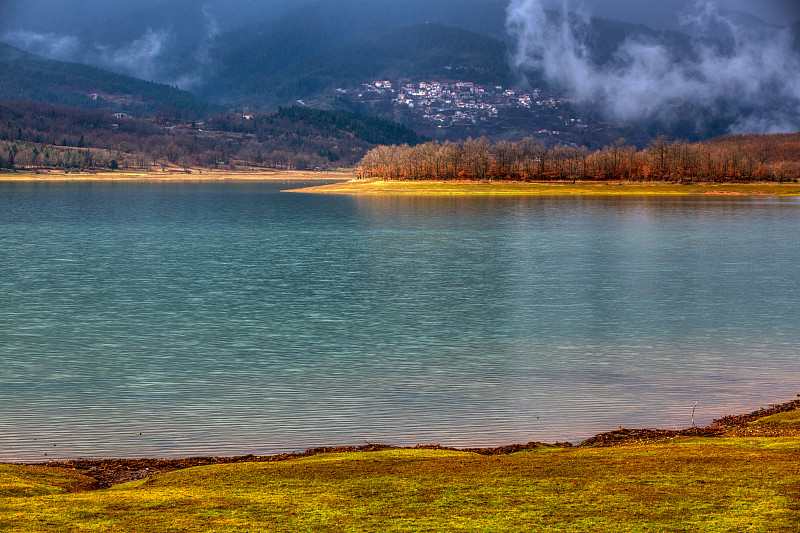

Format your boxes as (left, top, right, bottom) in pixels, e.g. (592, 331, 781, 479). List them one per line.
(17, 398, 800, 489)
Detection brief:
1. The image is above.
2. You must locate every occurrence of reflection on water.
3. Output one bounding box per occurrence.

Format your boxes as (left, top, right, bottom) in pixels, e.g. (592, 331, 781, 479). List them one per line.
(1, 182, 799, 461)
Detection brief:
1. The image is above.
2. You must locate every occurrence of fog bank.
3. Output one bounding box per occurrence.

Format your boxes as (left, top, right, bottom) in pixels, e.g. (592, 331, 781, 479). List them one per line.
(507, 0, 800, 133)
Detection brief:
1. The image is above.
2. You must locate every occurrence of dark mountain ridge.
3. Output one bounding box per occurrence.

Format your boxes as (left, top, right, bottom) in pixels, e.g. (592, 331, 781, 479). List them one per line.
(204, 24, 512, 108)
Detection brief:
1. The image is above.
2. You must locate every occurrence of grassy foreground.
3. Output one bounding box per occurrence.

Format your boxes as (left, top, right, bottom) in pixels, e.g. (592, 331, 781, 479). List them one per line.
(2, 435, 800, 531)
(288, 179, 800, 196)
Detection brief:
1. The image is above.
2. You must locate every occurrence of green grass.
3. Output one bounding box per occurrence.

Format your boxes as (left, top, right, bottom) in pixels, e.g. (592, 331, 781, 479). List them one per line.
(0, 465, 95, 498)
(751, 411, 800, 427)
(288, 180, 800, 196)
(2, 440, 799, 532)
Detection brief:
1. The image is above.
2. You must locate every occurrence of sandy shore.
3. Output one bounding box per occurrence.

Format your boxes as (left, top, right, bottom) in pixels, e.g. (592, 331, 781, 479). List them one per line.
(286, 179, 800, 196)
(0, 169, 356, 182)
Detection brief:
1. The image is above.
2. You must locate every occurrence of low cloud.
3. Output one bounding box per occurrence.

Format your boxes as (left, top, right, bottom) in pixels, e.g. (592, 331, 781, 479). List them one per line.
(506, 0, 800, 134)
(2, 2, 224, 89)
(95, 28, 171, 81)
(4, 27, 170, 82)
(3, 30, 82, 61)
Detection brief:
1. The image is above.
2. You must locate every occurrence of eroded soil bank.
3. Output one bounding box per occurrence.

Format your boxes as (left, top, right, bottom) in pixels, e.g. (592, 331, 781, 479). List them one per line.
(22, 398, 800, 488)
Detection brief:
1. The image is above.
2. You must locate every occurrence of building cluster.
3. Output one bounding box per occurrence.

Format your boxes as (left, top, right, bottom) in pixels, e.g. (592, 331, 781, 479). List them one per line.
(345, 80, 577, 128)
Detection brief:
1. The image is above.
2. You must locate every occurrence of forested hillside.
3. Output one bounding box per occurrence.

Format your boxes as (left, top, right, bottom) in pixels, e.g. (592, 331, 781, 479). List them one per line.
(202, 24, 511, 107)
(0, 101, 421, 171)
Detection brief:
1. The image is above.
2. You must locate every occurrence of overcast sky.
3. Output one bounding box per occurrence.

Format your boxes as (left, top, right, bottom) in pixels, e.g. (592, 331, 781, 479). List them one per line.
(1, 0, 798, 35)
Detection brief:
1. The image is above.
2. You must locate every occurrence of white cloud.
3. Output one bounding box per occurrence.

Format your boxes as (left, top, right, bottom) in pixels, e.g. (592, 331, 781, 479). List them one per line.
(506, 0, 800, 133)
(96, 28, 171, 81)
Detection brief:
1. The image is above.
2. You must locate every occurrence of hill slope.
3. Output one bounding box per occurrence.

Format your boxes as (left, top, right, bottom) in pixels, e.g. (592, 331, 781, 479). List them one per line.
(0, 43, 215, 117)
(0, 100, 422, 171)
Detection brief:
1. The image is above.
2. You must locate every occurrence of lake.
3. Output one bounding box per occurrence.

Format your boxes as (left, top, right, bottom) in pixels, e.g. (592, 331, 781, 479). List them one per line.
(1, 180, 799, 461)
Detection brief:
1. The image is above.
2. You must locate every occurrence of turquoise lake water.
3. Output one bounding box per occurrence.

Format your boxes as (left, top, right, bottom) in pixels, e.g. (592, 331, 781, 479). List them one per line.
(1, 180, 799, 461)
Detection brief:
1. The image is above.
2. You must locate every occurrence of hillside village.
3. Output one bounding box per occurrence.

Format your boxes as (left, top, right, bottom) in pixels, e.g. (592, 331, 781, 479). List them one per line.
(339, 80, 585, 135)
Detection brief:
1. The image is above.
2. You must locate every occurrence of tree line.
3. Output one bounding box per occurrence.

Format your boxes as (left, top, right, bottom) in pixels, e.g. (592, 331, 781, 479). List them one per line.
(0, 141, 103, 171)
(356, 135, 800, 182)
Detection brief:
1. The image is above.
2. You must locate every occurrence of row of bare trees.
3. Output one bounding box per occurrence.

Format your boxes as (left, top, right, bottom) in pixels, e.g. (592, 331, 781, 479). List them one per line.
(356, 136, 800, 182)
(0, 142, 106, 171)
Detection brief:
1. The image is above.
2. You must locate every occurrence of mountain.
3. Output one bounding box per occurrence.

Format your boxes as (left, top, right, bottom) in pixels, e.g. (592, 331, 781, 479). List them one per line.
(71, 0, 305, 47)
(3, 0, 797, 144)
(55, 0, 316, 86)
(0, 42, 216, 117)
(194, 3, 705, 108)
(194, 0, 507, 102)
(1, 0, 312, 53)
(203, 24, 511, 107)
(2, 0, 507, 90)
(579, 17, 697, 66)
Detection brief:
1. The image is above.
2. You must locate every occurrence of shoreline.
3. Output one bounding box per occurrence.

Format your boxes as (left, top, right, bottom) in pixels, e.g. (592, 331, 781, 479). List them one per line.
(11, 397, 800, 488)
(3, 171, 799, 196)
(286, 178, 800, 196)
(0, 169, 355, 182)
(0, 168, 800, 197)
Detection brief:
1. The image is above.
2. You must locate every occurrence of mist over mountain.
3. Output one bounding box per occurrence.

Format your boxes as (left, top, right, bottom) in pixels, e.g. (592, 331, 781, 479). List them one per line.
(537, 0, 800, 30)
(2, 0, 799, 142)
(0, 41, 216, 117)
(507, 0, 800, 135)
(1, 0, 508, 87)
(1, 0, 316, 86)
